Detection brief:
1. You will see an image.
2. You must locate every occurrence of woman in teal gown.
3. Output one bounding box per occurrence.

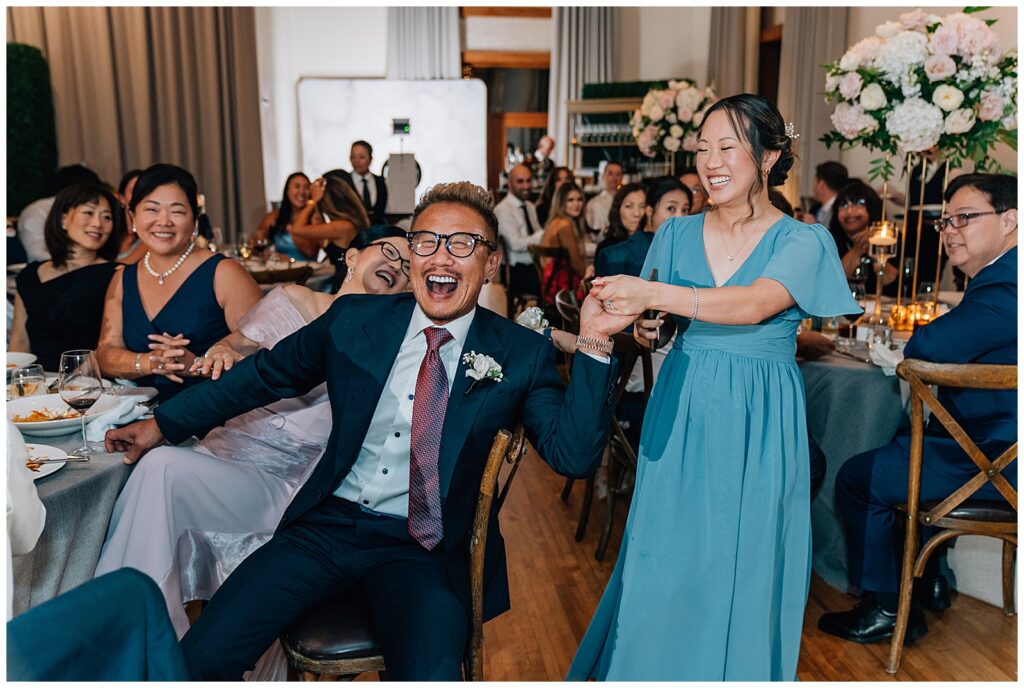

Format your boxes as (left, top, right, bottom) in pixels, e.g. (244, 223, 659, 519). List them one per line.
(569, 94, 860, 680)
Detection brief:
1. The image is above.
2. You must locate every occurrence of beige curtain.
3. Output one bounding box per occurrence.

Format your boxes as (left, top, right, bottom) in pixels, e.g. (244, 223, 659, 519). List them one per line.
(707, 7, 759, 98)
(6, 7, 265, 240)
(547, 7, 616, 165)
(777, 7, 850, 203)
(386, 7, 460, 79)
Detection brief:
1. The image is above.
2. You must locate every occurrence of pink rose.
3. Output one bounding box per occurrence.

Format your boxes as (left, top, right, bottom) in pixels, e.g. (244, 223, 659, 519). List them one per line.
(944, 108, 976, 135)
(677, 107, 694, 124)
(682, 133, 699, 152)
(928, 25, 958, 56)
(978, 90, 1005, 121)
(839, 72, 864, 100)
(830, 102, 878, 140)
(657, 90, 676, 110)
(900, 9, 939, 31)
(924, 55, 956, 82)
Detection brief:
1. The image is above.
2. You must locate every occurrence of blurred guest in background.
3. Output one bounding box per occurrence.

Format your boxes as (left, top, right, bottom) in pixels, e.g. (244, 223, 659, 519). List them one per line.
(539, 182, 588, 305)
(10, 183, 122, 370)
(596, 177, 689, 279)
(96, 164, 261, 402)
(679, 166, 708, 214)
(18, 164, 102, 262)
(252, 172, 321, 260)
(585, 160, 624, 237)
(528, 134, 556, 189)
(116, 169, 146, 264)
(536, 166, 572, 227)
(495, 163, 544, 300)
(828, 180, 897, 294)
(800, 161, 849, 226)
(593, 182, 647, 265)
(338, 140, 387, 224)
(291, 171, 370, 292)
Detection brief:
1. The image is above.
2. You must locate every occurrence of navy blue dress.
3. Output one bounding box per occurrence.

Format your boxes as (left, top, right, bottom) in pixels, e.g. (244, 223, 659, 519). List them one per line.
(121, 254, 230, 402)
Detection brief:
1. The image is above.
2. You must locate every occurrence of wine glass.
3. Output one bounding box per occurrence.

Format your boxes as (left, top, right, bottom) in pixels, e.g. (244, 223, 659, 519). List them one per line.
(58, 350, 104, 459)
(10, 364, 46, 399)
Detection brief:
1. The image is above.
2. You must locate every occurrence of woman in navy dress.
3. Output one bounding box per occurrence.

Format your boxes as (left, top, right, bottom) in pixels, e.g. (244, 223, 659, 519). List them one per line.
(96, 164, 261, 402)
(570, 94, 859, 680)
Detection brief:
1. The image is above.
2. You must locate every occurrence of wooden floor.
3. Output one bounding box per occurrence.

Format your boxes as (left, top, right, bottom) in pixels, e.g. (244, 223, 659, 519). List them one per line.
(476, 449, 1017, 681)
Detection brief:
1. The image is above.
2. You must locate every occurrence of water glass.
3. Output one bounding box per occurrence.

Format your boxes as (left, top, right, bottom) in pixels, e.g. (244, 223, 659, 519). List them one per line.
(10, 364, 46, 398)
(868, 324, 892, 349)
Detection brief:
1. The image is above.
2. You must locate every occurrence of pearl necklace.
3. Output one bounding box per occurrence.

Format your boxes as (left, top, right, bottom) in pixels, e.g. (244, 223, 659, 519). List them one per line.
(143, 241, 195, 285)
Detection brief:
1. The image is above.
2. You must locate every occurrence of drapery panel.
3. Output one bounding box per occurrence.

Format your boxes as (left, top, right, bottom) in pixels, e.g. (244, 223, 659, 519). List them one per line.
(547, 7, 616, 165)
(386, 7, 460, 80)
(707, 7, 758, 99)
(7, 6, 265, 240)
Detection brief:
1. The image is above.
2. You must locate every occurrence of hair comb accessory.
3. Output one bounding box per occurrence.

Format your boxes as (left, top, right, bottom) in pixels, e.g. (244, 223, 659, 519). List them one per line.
(785, 122, 800, 140)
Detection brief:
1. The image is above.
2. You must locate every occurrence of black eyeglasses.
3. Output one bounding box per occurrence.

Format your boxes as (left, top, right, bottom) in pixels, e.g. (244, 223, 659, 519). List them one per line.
(934, 210, 1000, 232)
(838, 198, 868, 210)
(407, 231, 497, 258)
(366, 241, 410, 276)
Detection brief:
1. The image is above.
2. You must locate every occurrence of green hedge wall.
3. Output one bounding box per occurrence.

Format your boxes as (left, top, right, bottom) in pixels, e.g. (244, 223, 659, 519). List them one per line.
(7, 43, 58, 216)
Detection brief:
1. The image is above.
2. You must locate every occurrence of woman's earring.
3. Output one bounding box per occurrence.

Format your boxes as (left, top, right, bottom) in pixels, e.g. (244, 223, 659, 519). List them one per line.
(345, 270, 354, 283)
(192, 228, 199, 239)
(131, 224, 137, 234)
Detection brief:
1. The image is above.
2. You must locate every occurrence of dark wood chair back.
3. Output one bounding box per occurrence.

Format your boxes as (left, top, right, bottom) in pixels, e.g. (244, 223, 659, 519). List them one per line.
(886, 359, 1017, 674)
(280, 424, 529, 681)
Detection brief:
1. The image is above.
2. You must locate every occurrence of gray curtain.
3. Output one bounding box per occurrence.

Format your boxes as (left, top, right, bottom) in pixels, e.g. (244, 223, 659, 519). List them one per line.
(708, 7, 758, 98)
(547, 7, 616, 165)
(6, 6, 265, 241)
(777, 7, 850, 202)
(386, 7, 460, 80)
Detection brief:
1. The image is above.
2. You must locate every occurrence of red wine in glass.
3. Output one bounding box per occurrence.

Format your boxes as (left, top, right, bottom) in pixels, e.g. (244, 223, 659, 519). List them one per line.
(58, 349, 104, 459)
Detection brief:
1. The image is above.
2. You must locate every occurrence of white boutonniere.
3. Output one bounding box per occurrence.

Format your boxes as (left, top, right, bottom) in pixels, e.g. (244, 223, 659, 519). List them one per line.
(462, 351, 503, 395)
(514, 306, 549, 332)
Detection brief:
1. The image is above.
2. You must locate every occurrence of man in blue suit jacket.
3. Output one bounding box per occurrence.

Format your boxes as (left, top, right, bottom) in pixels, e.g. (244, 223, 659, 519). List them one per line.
(820, 173, 1017, 644)
(106, 181, 632, 680)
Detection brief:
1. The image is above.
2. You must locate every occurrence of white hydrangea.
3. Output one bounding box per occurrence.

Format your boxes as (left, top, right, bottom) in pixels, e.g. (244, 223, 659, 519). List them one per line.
(885, 97, 945, 152)
(876, 20, 903, 39)
(873, 30, 929, 81)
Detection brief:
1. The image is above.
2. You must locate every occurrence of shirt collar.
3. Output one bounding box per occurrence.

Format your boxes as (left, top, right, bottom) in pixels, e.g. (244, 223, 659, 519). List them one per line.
(353, 171, 371, 182)
(405, 302, 476, 351)
(984, 247, 1012, 269)
(821, 195, 836, 212)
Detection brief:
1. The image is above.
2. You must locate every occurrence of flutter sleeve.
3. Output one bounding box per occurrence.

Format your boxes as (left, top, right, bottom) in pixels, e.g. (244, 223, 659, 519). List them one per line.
(760, 221, 862, 317)
(237, 287, 310, 350)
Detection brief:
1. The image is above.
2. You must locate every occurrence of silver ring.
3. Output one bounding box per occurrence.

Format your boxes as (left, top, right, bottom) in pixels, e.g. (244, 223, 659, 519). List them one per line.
(157, 361, 165, 370)
(605, 300, 616, 312)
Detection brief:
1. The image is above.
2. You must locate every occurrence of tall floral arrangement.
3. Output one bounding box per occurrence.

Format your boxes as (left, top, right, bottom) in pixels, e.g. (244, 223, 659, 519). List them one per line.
(631, 79, 717, 159)
(821, 8, 1017, 180)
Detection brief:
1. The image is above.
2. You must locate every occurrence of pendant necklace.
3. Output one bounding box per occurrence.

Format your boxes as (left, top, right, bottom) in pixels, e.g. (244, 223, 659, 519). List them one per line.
(144, 240, 196, 285)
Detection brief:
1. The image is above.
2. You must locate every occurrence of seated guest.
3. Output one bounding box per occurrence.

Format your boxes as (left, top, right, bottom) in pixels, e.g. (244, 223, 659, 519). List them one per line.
(678, 166, 708, 214)
(338, 140, 388, 224)
(494, 163, 544, 300)
(593, 182, 647, 265)
(115, 169, 147, 264)
(252, 172, 322, 260)
(819, 173, 1017, 643)
(528, 134, 556, 189)
(9, 183, 122, 370)
(800, 160, 848, 226)
(539, 182, 588, 305)
(17, 164, 101, 262)
(828, 180, 898, 294)
(584, 160, 624, 239)
(291, 170, 370, 292)
(95, 226, 411, 652)
(105, 181, 628, 681)
(536, 165, 572, 227)
(95, 164, 262, 403)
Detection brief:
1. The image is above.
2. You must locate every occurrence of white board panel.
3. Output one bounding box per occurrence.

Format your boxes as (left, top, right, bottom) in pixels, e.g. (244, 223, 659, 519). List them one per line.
(297, 78, 488, 204)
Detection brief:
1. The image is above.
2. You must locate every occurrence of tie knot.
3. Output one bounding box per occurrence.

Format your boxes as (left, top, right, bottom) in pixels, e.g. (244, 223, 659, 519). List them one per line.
(423, 327, 453, 352)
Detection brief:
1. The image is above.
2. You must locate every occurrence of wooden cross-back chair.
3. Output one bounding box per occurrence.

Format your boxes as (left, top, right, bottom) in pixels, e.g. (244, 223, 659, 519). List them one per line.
(497, 235, 537, 319)
(280, 425, 530, 681)
(887, 359, 1017, 674)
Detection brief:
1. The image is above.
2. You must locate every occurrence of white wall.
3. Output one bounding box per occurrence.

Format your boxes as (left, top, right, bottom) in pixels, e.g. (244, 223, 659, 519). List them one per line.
(839, 6, 1018, 180)
(615, 7, 711, 85)
(254, 7, 388, 205)
(463, 16, 551, 52)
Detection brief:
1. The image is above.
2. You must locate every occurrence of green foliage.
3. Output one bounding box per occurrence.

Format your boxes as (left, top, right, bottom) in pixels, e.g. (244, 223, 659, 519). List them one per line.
(962, 6, 991, 14)
(7, 43, 58, 216)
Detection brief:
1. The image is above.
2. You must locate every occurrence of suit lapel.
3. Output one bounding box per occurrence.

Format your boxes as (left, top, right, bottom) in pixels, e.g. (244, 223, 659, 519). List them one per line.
(438, 308, 509, 499)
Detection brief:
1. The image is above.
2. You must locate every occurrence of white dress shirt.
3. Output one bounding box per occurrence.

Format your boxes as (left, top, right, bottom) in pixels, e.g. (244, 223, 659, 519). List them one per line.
(494, 193, 543, 266)
(17, 196, 55, 263)
(816, 195, 836, 227)
(585, 190, 614, 232)
(350, 171, 377, 207)
(333, 305, 477, 517)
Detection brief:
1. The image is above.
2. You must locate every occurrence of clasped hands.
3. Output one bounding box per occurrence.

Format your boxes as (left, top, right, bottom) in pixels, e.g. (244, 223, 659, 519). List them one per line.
(147, 334, 243, 383)
(585, 275, 667, 346)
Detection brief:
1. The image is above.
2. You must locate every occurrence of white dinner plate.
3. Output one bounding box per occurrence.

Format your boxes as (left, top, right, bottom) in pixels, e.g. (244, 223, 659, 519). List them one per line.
(23, 443, 66, 480)
(7, 262, 27, 274)
(6, 352, 38, 382)
(8, 393, 119, 437)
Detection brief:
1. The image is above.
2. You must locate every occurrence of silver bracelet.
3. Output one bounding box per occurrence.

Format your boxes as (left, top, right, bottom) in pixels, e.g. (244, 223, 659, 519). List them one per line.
(133, 352, 143, 375)
(691, 286, 700, 321)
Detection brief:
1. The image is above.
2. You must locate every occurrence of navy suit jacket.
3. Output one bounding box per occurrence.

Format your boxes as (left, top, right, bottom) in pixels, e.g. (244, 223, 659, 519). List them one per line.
(154, 293, 618, 619)
(339, 171, 388, 225)
(904, 246, 1017, 446)
(594, 229, 654, 279)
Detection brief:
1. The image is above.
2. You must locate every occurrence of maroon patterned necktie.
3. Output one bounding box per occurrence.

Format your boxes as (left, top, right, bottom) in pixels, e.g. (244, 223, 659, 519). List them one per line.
(408, 327, 453, 550)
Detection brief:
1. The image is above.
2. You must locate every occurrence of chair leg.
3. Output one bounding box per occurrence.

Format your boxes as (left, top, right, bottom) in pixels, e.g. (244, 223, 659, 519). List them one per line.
(1002, 540, 1016, 616)
(596, 456, 622, 561)
(560, 476, 574, 501)
(574, 474, 594, 542)
(887, 515, 921, 674)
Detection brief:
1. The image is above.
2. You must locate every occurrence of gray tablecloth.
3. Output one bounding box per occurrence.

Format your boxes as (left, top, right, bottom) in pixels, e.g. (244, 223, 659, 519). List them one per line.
(11, 434, 132, 615)
(801, 353, 906, 592)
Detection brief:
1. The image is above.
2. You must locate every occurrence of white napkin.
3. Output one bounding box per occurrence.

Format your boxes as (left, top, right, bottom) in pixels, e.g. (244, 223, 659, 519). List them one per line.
(868, 344, 904, 376)
(85, 398, 150, 442)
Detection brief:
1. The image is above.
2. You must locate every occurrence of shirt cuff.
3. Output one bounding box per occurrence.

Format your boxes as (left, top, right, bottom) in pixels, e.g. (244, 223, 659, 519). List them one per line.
(580, 351, 610, 364)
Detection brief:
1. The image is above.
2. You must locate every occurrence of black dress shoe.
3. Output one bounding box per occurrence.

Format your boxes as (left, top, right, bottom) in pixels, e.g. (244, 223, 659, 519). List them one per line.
(915, 575, 952, 612)
(818, 598, 928, 644)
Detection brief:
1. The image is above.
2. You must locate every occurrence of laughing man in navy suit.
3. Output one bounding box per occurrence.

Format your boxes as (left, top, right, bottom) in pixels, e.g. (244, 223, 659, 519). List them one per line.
(819, 173, 1018, 644)
(105, 181, 633, 680)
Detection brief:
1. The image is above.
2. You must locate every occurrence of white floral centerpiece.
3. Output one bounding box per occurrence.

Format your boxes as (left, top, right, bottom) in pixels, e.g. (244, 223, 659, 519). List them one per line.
(631, 79, 717, 161)
(821, 7, 1017, 179)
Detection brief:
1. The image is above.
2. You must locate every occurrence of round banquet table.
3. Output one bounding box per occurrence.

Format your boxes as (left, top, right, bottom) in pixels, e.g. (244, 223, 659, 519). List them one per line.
(799, 351, 907, 592)
(11, 432, 132, 616)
